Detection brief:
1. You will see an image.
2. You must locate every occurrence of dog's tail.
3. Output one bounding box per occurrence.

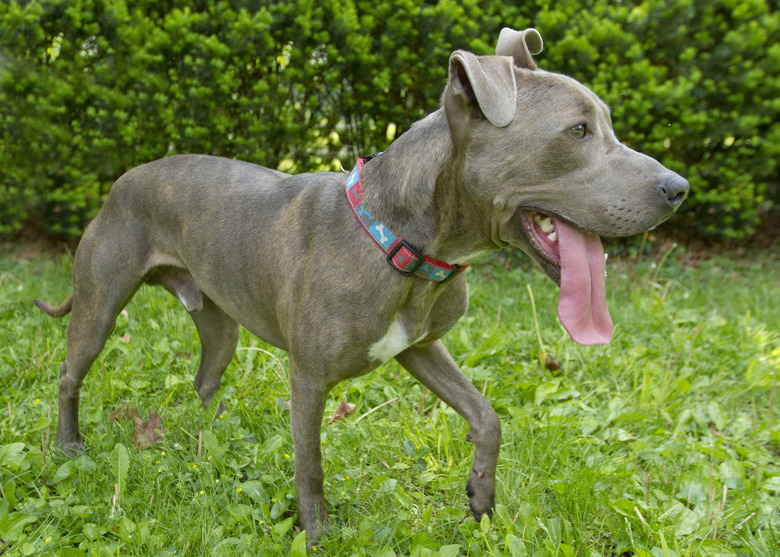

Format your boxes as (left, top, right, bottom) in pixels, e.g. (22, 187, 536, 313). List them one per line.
(33, 293, 73, 318)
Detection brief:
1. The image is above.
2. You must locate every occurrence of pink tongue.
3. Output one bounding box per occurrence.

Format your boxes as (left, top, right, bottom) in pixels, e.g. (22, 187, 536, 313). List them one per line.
(555, 218, 613, 345)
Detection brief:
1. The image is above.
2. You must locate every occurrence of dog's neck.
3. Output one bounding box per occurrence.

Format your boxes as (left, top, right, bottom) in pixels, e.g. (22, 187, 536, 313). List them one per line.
(358, 110, 497, 266)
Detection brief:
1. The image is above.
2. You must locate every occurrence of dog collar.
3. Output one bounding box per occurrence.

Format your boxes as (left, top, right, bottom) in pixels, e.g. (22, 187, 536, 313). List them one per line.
(345, 156, 467, 283)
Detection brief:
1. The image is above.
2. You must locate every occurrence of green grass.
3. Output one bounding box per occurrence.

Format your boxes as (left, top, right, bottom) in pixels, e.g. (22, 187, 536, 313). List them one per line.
(1, 243, 778, 556)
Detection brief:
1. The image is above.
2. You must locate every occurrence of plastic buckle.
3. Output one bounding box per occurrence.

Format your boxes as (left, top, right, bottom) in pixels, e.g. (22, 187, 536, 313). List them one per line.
(387, 240, 425, 276)
(438, 263, 461, 284)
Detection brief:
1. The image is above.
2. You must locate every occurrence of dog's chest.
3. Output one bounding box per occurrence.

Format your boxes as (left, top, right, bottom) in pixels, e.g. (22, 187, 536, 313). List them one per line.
(365, 280, 468, 364)
(368, 319, 427, 363)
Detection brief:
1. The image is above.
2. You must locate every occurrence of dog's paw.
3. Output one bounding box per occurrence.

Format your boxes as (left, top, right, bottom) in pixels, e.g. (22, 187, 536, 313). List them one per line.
(299, 499, 332, 547)
(58, 438, 85, 457)
(301, 518, 332, 548)
(466, 475, 495, 521)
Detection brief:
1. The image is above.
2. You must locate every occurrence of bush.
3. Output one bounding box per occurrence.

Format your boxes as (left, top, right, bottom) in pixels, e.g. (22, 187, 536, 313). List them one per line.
(0, 0, 777, 240)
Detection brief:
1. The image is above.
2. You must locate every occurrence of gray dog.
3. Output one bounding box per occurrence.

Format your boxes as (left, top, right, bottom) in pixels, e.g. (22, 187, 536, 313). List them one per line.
(35, 28, 688, 542)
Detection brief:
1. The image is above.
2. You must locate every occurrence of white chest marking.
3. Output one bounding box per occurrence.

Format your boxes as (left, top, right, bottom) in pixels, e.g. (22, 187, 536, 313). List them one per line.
(369, 320, 411, 363)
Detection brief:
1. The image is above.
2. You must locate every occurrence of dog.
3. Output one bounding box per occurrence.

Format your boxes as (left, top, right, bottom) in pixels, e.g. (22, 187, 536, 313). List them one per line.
(34, 27, 688, 542)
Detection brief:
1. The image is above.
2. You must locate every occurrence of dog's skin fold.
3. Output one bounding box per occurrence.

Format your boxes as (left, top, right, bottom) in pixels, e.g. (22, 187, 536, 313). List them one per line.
(35, 28, 688, 543)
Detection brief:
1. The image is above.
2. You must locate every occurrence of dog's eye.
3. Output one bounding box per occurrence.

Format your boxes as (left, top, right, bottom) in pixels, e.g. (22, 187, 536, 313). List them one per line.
(570, 123, 588, 139)
(570, 123, 588, 138)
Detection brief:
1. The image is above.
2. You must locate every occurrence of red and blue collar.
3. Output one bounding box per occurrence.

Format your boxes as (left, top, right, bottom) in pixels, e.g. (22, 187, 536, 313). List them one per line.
(345, 156, 467, 283)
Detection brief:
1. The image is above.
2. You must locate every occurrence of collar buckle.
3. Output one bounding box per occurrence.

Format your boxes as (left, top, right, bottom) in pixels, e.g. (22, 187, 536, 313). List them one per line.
(387, 240, 425, 276)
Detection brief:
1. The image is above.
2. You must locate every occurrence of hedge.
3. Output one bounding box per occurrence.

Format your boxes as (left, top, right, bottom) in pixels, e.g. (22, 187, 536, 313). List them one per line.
(1, 0, 778, 240)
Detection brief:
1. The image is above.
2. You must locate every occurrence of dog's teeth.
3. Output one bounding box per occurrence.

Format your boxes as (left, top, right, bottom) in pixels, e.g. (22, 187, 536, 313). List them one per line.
(540, 217, 554, 234)
(533, 213, 542, 224)
(605, 253, 609, 262)
(547, 231, 557, 242)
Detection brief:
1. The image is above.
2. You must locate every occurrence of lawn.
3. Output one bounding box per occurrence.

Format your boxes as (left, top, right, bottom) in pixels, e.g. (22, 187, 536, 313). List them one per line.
(0, 241, 778, 556)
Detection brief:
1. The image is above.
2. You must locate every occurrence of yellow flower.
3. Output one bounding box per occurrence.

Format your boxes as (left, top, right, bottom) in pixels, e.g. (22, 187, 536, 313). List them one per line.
(284, 453, 290, 459)
(237, 487, 243, 493)
(192, 464, 197, 469)
(45, 538, 51, 543)
(199, 490, 205, 495)
(161, 451, 166, 456)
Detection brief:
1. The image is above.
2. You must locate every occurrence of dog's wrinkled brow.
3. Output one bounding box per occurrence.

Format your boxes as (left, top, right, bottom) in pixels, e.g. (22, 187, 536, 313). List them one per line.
(573, 97, 594, 115)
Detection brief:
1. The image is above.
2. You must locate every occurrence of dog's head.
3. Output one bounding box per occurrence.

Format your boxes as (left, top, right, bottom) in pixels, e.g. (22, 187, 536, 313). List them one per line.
(443, 28, 689, 345)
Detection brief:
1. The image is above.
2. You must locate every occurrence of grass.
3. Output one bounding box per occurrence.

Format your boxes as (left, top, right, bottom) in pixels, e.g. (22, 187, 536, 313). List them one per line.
(0, 240, 778, 556)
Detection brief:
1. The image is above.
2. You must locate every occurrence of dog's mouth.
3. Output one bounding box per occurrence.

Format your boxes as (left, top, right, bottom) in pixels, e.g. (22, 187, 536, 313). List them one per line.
(519, 211, 613, 346)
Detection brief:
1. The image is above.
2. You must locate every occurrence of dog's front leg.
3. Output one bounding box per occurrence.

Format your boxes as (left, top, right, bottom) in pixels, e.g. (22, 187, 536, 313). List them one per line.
(289, 361, 331, 543)
(396, 341, 500, 520)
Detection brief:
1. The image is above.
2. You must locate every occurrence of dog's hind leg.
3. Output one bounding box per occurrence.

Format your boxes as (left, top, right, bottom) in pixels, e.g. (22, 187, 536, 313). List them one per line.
(56, 244, 145, 454)
(396, 341, 501, 520)
(189, 295, 239, 410)
(58, 308, 118, 454)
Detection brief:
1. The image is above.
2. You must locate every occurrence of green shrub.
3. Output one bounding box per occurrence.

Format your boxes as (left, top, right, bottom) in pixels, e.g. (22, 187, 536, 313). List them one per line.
(0, 0, 777, 240)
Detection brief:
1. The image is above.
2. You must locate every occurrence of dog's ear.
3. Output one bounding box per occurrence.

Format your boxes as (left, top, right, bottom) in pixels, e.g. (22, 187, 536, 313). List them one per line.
(448, 50, 517, 128)
(495, 27, 543, 70)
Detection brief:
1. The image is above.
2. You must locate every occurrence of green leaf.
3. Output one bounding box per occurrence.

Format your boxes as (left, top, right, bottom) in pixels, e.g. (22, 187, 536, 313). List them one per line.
(610, 499, 636, 517)
(559, 544, 574, 557)
(696, 539, 737, 557)
(707, 400, 727, 431)
(270, 499, 289, 520)
(110, 443, 130, 494)
(505, 534, 527, 557)
(761, 476, 780, 493)
(273, 516, 294, 539)
(0, 512, 37, 542)
(660, 502, 699, 537)
(69, 505, 94, 519)
(434, 545, 462, 557)
(54, 459, 78, 482)
(226, 504, 253, 524)
(380, 478, 397, 493)
(240, 480, 270, 505)
(259, 434, 284, 458)
(534, 380, 561, 405)
(494, 503, 514, 530)
(0, 442, 25, 467)
(480, 512, 491, 534)
(2, 480, 16, 509)
(119, 516, 137, 542)
(202, 429, 224, 459)
(291, 529, 307, 557)
(82, 523, 102, 541)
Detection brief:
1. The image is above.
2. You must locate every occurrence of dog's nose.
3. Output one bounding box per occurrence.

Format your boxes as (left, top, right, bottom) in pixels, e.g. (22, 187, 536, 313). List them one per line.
(659, 173, 689, 208)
